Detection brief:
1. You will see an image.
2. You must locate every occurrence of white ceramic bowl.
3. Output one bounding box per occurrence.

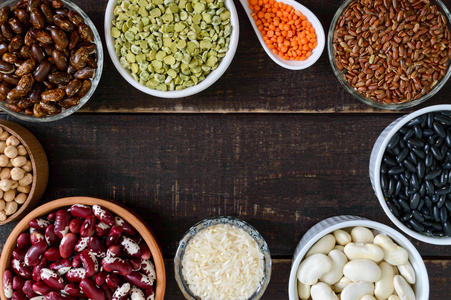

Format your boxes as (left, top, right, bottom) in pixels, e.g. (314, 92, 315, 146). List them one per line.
(104, 0, 239, 98)
(238, 0, 325, 70)
(288, 215, 429, 300)
(370, 104, 451, 245)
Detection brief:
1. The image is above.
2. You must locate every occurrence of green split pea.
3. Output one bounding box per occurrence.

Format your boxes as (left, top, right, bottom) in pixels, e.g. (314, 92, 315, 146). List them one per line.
(111, 0, 233, 91)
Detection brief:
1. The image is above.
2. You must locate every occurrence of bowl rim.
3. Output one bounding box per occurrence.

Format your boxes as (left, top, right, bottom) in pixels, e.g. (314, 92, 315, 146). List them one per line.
(0, 197, 166, 300)
(371, 104, 451, 245)
(174, 216, 272, 300)
(287, 215, 429, 300)
(327, 0, 451, 110)
(0, 0, 104, 122)
(104, 0, 240, 99)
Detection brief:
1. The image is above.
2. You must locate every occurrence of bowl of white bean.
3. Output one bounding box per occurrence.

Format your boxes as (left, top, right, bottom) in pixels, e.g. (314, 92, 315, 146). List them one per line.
(288, 215, 429, 300)
(0, 120, 48, 225)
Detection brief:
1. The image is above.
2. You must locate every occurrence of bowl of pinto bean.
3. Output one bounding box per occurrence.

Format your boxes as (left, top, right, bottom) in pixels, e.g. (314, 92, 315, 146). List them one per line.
(0, 197, 166, 300)
(0, 0, 103, 121)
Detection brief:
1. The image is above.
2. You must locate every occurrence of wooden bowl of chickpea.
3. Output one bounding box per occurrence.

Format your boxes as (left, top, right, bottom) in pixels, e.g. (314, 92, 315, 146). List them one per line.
(0, 120, 48, 225)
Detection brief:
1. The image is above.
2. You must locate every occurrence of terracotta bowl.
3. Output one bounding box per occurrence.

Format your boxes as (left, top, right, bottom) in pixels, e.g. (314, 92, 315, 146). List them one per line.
(0, 120, 48, 225)
(0, 197, 166, 300)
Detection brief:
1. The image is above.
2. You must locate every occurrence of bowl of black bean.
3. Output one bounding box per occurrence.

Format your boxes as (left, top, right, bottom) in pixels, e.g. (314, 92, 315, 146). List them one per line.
(370, 104, 451, 245)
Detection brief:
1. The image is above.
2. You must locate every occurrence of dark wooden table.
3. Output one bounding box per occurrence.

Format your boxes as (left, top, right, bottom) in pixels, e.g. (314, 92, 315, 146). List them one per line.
(1, 0, 450, 299)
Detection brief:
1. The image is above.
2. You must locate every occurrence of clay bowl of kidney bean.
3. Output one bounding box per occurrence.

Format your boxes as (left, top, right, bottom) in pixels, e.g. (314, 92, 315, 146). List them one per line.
(328, 0, 451, 110)
(0, 196, 166, 300)
(370, 104, 451, 245)
(0, 0, 103, 122)
(0, 119, 48, 225)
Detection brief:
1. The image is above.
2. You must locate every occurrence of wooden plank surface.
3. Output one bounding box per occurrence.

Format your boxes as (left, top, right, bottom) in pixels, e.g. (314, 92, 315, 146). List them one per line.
(75, 0, 451, 113)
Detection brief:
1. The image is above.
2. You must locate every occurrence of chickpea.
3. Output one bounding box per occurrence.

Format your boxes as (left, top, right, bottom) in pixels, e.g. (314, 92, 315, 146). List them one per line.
(4, 146, 17, 159)
(22, 161, 32, 172)
(0, 127, 3, 135)
(5, 201, 17, 215)
(0, 155, 9, 167)
(10, 181, 18, 189)
(0, 200, 5, 210)
(0, 168, 10, 180)
(0, 142, 6, 153)
(17, 185, 31, 194)
(0, 210, 6, 221)
(19, 173, 33, 186)
(0, 179, 12, 192)
(0, 131, 9, 141)
(14, 193, 27, 204)
(10, 168, 25, 181)
(11, 156, 27, 168)
(6, 160, 12, 167)
(3, 190, 15, 202)
(6, 136, 20, 147)
(0, 190, 3, 199)
(17, 145, 27, 156)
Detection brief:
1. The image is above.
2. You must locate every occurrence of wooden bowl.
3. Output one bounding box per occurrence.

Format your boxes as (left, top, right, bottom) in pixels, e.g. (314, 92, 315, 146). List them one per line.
(0, 120, 48, 225)
(0, 197, 166, 300)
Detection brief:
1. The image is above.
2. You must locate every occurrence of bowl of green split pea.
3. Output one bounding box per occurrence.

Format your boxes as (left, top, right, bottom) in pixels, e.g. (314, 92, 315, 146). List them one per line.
(105, 0, 239, 98)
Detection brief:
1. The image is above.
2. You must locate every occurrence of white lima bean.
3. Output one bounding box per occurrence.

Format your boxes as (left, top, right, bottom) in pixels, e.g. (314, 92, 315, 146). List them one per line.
(310, 282, 338, 300)
(334, 245, 344, 252)
(343, 259, 381, 282)
(320, 250, 348, 285)
(397, 261, 416, 284)
(333, 229, 351, 245)
(375, 262, 395, 300)
(388, 296, 401, 300)
(297, 281, 310, 300)
(361, 295, 377, 300)
(373, 234, 408, 266)
(297, 253, 332, 285)
(340, 282, 374, 300)
(351, 226, 374, 243)
(333, 276, 352, 293)
(306, 234, 336, 257)
(344, 243, 384, 262)
(394, 275, 416, 300)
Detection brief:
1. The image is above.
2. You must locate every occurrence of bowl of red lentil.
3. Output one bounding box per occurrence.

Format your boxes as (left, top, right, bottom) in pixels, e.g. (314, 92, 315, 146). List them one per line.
(328, 0, 451, 110)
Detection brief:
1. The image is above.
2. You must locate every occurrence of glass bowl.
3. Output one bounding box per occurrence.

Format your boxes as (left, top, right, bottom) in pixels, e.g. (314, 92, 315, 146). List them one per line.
(174, 216, 272, 300)
(327, 0, 451, 110)
(0, 0, 103, 122)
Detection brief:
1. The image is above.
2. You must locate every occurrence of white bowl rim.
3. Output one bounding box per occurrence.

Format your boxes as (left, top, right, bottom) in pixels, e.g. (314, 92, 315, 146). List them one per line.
(238, 0, 325, 70)
(104, 0, 240, 98)
(372, 104, 451, 245)
(287, 215, 429, 300)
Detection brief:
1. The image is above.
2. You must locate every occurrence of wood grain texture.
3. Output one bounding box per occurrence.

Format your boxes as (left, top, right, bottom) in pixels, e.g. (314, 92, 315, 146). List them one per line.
(71, 0, 451, 113)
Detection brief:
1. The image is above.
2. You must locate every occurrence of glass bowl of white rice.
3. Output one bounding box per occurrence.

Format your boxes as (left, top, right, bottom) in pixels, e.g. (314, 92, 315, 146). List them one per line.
(174, 216, 272, 300)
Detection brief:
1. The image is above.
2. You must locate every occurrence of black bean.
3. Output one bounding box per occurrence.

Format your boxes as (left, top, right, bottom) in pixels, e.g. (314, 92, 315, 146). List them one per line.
(431, 146, 442, 161)
(381, 163, 388, 174)
(446, 131, 451, 147)
(432, 231, 445, 237)
(425, 152, 433, 168)
(381, 174, 388, 191)
(425, 196, 433, 208)
(388, 178, 395, 196)
(432, 222, 442, 231)
(426, 180, 435, 195)
(440, 171, 448, 186)
(395, 180, 402, 196)
(432, 194, 439, 203)
(437, 195, 447, 208)
(412, 209, 425, 222)
(425, 168, 441, 180)
(433, 122, 446, 138)
(388, 166, 405, 175)
(405, 171, 412, 179)
(440, 207, 448, 223)
(409, 218, 425, 232)
(418, 198, 425, 211)
(399, 127, 409, 134)
(387, 200, 400, 217)
(419, 183, 426, 197)
(401, 213, 412, 222)
(437, 186, 451, 195)
(446, 200, 451, 212)
(393, 146, 400, 156)
(428, 135, 436, 145)
(400, 140, 407, 149)
(407, 117, 422, 127)
(407, 138, 425, 148)
(445, 163, 451, 170)
(435, 137, 444, 148)
(424, 143, 431, 153)
(409, 151, 418, 165)
(402, 159, 416, 173)
(441, 144, 447, 159)
(410, 192, 420, 209)
(448, 171, 451, 183)
(423, 129, 434, 137)
(411, 147, 425, 159)
(414, 125, 422, 139)
(433, 205, 441, 222)
(427, 113, 434, 128)
(403, 128, 415, 141)
(396, 147, 409, 163)
(383, 155, 397, 167)
(399, 173, 409, 187)
(398, 197, 411, 212)
(433, 177, 442, 189)
(435, 114, 451, 126)
(443, 221, 451, 236)
(387, 133, 400, 149)
(423, 221, 433, 227)
(417, 162, 425, 179)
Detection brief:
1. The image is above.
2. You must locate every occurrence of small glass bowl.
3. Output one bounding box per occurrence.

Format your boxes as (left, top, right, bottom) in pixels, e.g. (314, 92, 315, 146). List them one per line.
(174, 216, 272, 300)
(327, 0, 451, 110)
(0, 0, 103, 122)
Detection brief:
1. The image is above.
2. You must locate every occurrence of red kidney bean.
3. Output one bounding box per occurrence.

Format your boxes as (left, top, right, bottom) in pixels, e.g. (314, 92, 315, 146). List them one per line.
(59, 232, 77, 258)
(30, 7, 45, 29)
(74, 236, 88, 252)
(79, 249, 98, 277)
(12, 291, 28, 300)
(11, 258, 32, 279)
(40, 268, 65, 290)
(49, 258, 71, 275)
(124, 272, 152, 289)
(69, 204, 93, 218)
(95, 271, 107, 287)
(95, 222, 110, 238)
(25, 240, 48, 267)
(101, 257, 132, 276)
(139, 242, 151, 260)
(13, 248, 27, 261)
(50, 27, 67, 48)
(130, 286, 145, 300)
(16, 233, 31, 250)
(3, 269, 13, 298)
(105, 274, 121, 290)
(65, 268, 86, 283)
(120, 236, 142, 258)
(139, 260, 155, 280)
(69, 218, 83, 234)
(45, 291, 68, 300)
(30, 231, 45, 245)
(54, 209, 70, 238)
(44, 247, 61, 262)
(64, 283, 86, 298)
(129, 259, 141, 272)
(114, 217, 136, 236)
(144, 286, 154, 300)
(48, 72, 71, 85)
(45, 224, 60, 246)
(53, 14, 73, 32)
(12, 276, 25, 292)
(100, 284, 113, 300)
(32, 257, 47, 281)
(88, 236, 107, 257)
(106, 226, 122, 248)
(47, 211, 56, 221)
(71, 253, 81, 268)
(22, 280, 38, 298)
(33, 59, 51, 82)
(31, 43, 45, 63)
(32, 281, 52, 296)
(74, 67, 94, 79)
(80, 278, 105, 300)
(80, 215, 96, 237)
(15, 58, 36, 77)
(51, 49, 67, 70)
(106, 245, 121, 258)
(111, 283, 130, 300)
